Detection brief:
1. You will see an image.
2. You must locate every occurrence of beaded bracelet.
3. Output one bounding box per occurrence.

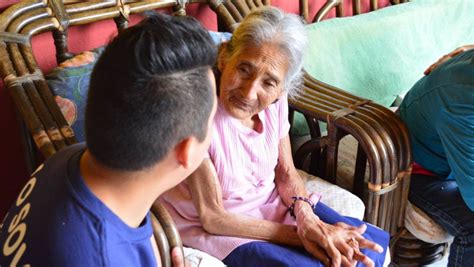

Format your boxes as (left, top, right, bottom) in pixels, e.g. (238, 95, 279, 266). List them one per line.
(288, 194, 321, 219)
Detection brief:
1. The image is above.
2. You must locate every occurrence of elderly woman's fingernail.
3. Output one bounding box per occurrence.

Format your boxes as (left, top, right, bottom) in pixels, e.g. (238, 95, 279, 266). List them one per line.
(377, 245, 384, 252)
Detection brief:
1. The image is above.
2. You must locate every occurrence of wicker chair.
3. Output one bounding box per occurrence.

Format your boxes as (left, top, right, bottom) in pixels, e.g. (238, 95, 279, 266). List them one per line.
(310, 1, 450, 265)
(0, 1, 203, 266)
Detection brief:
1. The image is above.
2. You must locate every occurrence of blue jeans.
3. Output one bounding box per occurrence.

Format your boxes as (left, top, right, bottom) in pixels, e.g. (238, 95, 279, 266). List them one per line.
(409, 174, 474, 267)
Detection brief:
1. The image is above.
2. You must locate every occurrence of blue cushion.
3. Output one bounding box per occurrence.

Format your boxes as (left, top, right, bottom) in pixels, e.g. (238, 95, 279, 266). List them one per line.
(46, 47, 104, 143)
(208, 31, 232, 45)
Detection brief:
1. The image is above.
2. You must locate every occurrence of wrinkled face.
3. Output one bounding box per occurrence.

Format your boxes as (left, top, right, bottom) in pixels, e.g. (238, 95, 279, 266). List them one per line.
(218, 43, 289, 121)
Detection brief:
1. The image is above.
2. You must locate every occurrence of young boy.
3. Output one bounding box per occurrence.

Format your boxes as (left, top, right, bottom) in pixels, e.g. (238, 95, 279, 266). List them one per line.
(0, 13, 217, 266)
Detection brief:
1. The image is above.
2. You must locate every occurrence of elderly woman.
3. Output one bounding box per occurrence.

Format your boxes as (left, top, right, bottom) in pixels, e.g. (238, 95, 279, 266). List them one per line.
(161, 7, 389, 267)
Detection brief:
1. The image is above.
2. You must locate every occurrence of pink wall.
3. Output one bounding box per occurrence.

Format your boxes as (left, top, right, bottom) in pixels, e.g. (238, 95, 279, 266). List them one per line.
(0, 0, 390, 218)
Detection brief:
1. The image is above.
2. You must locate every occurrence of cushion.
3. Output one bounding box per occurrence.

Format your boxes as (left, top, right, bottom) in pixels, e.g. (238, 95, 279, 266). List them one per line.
(46, 47, 104, 142)
(290, 111, 313, 137)
(304, 0, 474, 107)
(208, 31, 232, 45)
(405, 201, 453, 244)
(300, 170, 366, 220)
(184, 247, 226, 267)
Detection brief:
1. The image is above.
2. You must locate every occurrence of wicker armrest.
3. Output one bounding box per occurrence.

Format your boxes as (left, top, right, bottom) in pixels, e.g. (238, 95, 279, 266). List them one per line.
(291, 72, 412, 235)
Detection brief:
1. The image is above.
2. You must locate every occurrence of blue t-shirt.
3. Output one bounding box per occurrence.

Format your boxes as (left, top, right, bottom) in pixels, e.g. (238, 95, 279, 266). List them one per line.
(398, 49, 474, 211)
(0, 143, 157, 266)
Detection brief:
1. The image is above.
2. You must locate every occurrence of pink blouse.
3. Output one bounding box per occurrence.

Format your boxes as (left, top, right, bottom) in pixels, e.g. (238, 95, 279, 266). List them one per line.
(160, 95, 294, 260)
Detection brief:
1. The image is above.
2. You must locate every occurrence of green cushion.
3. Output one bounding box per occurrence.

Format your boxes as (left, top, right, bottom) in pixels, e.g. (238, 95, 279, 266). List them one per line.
(291, 111, 310, 137)
(303, 0, 474, 107)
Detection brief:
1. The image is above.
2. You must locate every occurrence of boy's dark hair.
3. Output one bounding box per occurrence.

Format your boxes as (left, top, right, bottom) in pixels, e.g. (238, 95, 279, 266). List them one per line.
(85, 13, 216, 171)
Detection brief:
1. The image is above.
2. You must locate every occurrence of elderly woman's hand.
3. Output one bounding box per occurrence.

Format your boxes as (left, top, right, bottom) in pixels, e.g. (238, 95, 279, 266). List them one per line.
(171, 247, 189, 267)
(424, 45, 474, 75)
(295, 206, 383, 267)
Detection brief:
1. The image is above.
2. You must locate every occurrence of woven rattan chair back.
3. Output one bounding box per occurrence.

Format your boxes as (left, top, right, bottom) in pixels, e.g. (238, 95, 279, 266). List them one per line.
(312, 0, 410, 22)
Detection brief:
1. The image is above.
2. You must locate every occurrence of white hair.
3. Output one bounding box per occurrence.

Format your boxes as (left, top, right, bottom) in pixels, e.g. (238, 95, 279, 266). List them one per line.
(225, 7, 307, 97)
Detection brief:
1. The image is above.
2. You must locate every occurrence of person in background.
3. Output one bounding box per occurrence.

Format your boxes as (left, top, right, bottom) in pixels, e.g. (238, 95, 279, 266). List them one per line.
(398, 45, 474, 267)
(0, 13, 217, 266)
(161, 7, 389, 267)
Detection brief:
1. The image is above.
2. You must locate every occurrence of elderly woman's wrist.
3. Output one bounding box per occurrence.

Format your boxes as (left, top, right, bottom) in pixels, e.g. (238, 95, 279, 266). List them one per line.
(289, 193, 322, 219)
(295, 201, 313, 215)
(293, 201, 316, 219)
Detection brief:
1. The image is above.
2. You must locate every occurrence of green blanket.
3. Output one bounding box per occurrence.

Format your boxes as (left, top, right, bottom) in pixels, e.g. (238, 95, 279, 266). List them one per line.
(303, 0, 474, 107)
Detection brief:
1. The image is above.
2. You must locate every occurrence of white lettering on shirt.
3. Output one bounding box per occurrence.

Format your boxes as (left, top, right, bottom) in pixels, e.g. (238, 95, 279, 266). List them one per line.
(2, 164, 43, 265)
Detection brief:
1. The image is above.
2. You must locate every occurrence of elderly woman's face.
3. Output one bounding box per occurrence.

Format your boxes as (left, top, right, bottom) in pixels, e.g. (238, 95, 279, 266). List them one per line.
(218, 43, 289, 121)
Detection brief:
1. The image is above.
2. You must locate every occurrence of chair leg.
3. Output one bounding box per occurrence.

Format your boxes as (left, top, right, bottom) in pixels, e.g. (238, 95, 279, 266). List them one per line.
(391, 228, 449, 266)
(352, 143, 367, 199)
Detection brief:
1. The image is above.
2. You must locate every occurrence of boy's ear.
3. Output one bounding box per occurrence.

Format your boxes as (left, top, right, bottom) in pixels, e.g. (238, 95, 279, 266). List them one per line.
(217, 42, 229, 72)
(174, 137, 197, 169)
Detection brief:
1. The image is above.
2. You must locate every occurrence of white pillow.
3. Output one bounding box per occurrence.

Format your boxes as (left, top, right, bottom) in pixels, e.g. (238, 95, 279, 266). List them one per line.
(184, 246, 226, 267)
(404, 201, 453, 244)
(301, 170, 366, 220)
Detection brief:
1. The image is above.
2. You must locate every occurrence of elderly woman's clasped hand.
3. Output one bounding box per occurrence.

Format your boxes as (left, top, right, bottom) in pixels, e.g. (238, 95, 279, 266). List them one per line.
(294, 202, 384, 267)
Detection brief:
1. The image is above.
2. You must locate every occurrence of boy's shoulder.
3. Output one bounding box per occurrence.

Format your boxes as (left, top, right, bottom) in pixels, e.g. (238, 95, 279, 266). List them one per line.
(0, 143, 105, 266)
